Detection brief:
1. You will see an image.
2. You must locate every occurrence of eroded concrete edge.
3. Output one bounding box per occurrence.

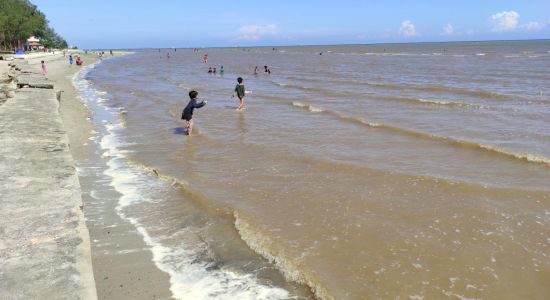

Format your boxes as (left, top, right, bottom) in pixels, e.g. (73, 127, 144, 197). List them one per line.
(0, 60, 97, 299)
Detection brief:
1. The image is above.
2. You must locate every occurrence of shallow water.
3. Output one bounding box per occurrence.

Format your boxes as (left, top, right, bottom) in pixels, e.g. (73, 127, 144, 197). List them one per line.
(78, 40, 549, 299)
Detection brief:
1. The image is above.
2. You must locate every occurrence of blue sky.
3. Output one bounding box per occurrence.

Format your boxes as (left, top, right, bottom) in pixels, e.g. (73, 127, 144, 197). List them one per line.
(33, 0, 550, 48)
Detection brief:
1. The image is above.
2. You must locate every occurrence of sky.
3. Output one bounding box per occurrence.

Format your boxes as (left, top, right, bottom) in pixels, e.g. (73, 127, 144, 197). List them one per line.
(32, 0, 550, 49)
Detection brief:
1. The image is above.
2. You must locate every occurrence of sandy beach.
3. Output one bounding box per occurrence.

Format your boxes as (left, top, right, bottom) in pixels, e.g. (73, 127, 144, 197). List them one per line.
(53, 52, 174, 299)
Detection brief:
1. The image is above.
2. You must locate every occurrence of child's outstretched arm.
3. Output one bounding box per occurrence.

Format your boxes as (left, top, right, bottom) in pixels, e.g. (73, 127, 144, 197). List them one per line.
(195, 100, 207, 108)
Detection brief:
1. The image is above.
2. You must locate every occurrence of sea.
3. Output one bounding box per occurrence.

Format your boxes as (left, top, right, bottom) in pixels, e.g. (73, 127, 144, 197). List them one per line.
(73, 40, 550, 300)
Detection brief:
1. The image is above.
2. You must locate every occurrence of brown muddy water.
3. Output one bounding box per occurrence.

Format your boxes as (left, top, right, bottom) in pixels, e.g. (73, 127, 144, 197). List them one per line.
(74, 40, 550, 299)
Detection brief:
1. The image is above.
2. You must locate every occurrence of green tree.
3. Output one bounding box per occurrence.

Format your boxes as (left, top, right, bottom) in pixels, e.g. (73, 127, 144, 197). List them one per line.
(0, 0, 67, 51)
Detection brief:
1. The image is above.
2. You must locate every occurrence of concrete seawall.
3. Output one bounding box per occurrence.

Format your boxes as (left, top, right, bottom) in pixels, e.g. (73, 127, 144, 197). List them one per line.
(0, 60, 97, 299)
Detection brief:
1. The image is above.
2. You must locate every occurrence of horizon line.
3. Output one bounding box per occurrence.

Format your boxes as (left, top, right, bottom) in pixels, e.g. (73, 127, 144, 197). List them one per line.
(87, 38, 550, 50)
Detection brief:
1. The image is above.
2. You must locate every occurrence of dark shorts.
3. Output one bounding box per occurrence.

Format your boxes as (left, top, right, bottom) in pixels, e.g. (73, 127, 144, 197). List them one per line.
(182, 112, 192, 121)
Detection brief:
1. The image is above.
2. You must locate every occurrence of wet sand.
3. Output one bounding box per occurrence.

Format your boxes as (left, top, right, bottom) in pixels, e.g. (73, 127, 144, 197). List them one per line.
(40, 52, 174, 299)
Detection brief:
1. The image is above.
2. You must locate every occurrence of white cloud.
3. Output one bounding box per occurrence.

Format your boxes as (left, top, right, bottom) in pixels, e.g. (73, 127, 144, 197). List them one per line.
(490, 11, 520, 32)
(521, 21, 545, 31)
(238, 24, 278, 41)
(443, 24, 454, 35)
(399, 20, 417, 37)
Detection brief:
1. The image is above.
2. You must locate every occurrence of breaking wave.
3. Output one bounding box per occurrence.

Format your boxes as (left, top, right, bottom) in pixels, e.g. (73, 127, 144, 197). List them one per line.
(291, 101, 550, 166)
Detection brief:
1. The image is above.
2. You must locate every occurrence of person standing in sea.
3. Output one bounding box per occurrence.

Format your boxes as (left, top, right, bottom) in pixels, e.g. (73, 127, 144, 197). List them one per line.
(232, 77, 246, 111)
(181, 90, 207, 136)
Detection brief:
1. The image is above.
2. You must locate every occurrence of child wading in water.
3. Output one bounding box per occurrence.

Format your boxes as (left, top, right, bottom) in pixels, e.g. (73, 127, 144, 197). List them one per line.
(231, 77, 245, 111)
(181, 90, 207, 136)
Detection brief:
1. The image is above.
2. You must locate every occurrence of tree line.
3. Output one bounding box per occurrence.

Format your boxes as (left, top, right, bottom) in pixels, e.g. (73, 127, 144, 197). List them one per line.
(0, 0, 68, 51)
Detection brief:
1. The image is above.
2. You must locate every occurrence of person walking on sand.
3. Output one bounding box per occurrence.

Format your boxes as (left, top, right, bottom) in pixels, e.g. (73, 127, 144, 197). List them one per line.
(254, 66, 259, 75)
(41, 61, 47, 76)
(232, 77, 246, 111)
(203, 54, 208, 63)
(69, 55, 74, 65)
(181, 90, 207, 136)
(220, 66, 224, 75)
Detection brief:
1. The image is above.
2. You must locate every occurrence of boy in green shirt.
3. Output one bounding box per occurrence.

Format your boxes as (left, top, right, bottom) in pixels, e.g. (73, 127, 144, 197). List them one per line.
(231, 77, 246, 111)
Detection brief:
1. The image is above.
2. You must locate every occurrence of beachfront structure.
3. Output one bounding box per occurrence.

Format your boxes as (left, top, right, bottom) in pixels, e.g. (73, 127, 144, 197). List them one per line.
(26, 36, 44, 51)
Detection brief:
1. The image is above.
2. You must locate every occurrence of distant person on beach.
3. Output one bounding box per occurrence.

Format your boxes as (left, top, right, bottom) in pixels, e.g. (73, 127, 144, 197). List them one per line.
(69, 55, 74, 65)
(264, 65, 271, 74)
(203, 54, 208, 63)
(167, 52, 170, 59)
(220, 66, 224, 75)
(41, 61, 47, 76)
(181, 90, 207, 136)
(254, 66, 259, 75)
(231, 77, 246, 111)
(213, 67, 217, 74)
(208, 67, 213, 74)
(110, 50, 113, 56)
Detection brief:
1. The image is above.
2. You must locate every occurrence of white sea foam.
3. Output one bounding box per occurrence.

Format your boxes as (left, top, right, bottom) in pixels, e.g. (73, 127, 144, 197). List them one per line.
(102, 129, 294, 299)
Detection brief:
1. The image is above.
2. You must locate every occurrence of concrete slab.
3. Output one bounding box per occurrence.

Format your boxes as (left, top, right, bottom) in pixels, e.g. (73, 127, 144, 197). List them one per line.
(16, 74, 54, 89)
(0, 87, 97, 299)
(0, 61, 10, 83)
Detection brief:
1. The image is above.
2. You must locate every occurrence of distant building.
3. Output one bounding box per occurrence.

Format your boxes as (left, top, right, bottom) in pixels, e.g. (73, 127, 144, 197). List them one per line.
(26, 36, 44, 50)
